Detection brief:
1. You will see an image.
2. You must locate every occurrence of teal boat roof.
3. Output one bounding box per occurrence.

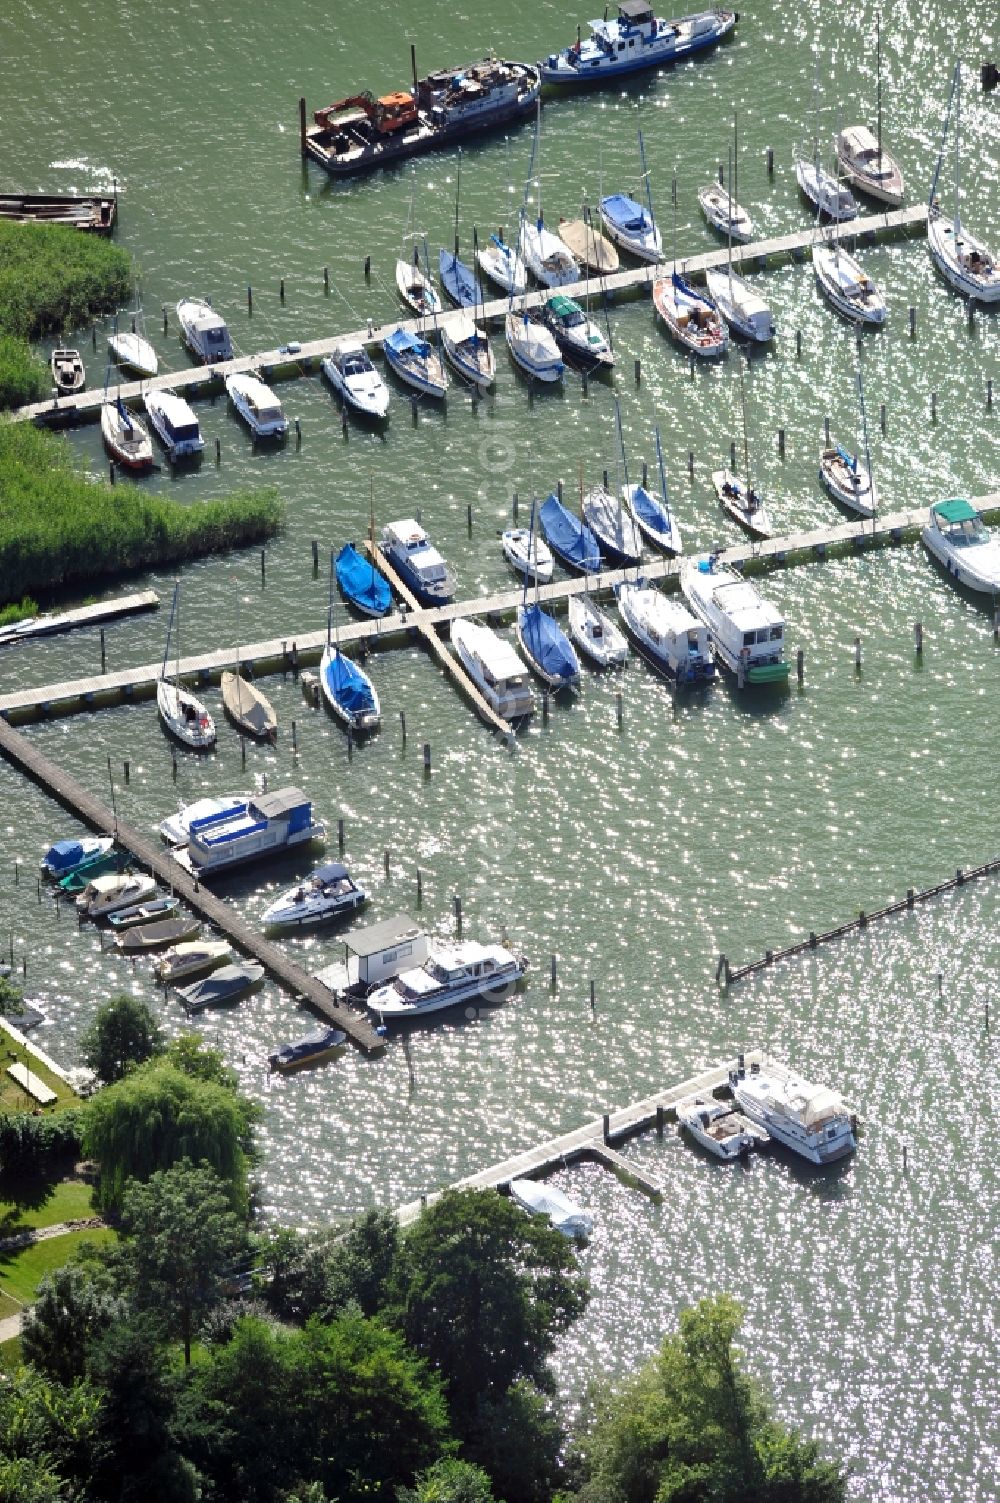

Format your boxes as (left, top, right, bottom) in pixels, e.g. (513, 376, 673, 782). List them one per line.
(547, 294, 581, 317)
(933, 498, 978, 523)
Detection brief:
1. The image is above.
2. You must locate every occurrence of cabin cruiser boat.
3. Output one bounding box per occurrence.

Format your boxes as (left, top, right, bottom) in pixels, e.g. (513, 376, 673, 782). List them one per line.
(77, 872, 154, 918)
(116, 915, 203, 953)
(107, 895, 181, 931)
(542, 295, 613, 369)
(269, 1025, 347, 1073)
(501, 526, 554, 583)
(598, 193, 661, 261)
(541, 4, 737, 85)
(40, 836, 113, 881)
(176, 298, 234, 363)
(159, 793, 247, 846)
(921, 498, 1000, 593)
(174, 787, 325, 877)
(320, 341, 390, 420)
(177, 962, 265, 1013)
(451, 618, 534, 719)
(225, 373, 289, 439)
(261, 862, 368, 930)
(731, 1062, 856, 1163)
(819, 444, 878, 518)
(57, 849, 128, 893)
(381, 518, 455, 604)
(367, 939, 527, 1018)
(675, 1094, 768, 1159)
(154, 940, 232, 984)
(681, 556, 790, 684)
(616, 579, 714, 683)
(509, 1178, 593, 1239)
(144, 389, 205, 459)
(567, 595, 628, 668)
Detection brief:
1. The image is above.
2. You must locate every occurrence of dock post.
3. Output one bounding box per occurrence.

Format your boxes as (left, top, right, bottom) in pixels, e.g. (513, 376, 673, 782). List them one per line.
(423, 742, 431, 775)
(411, 394, 419, 425)
(766, 145, 774, 175)
(615, 691, 623, 728)
(937, 971, 943, 995)
(260, 549, 266, 587)
(730, 440, 737, 469)
(162, 304, 168, 332)
(810, 931, 817, 947)
(796, 647, 804, 684)
(171, 748, 178, 782)
(247, 285, 253, 315)
(299, 96, 307, 155)
(859, 910, 866, 928)
(824, 416, 830, 445)
(123, 759, 129, 784)
(914, 621, 923, 654)
(931, 391, 937, 422)
(671, 171, 677, 205)
(602, 1112, 610, 1145)
(581, 369, 588, 397)
(400, 709, 407, 745)
(241, 736, 246, 769)
(280, 277, 285, 303)
(603, 469, 609, 489)
(324, 266, 329, 292)
(338, 817, 345, 851)
(907, 888, 914, 908)
(542, 689, 549, 723)
(416, 866, 422, 903)
(347, 728, 353, 761)
(880, 402, 887, 435)
(295, 418, 301, 445)
(550, 953, 557, 988)
(384, 848, 390, 880)
(312, 539, 319, 575)
(656, 1104, 664, 1138)
(777, 427, 785, 457)
(590, 980, 596, 1013)
(737, 654, 746, 689)
(467, 502, 473, 533)
(688, 450, 694, 477)
(796, 328, 802, 358)
(453, 895, 462, 936)
(92, 324, 97, 351)
(291, 719, 297, 750)
(512, 490, 518, 519)
(988, 378, 993, 409)
(634, 357, 641, 385)
(689, 355, 695, 380)
(557, 479, 564, 503)
(215, 436, 221, 465)
(641, 461, 648, 488)
(109, 461, 115, 485)
(100, 629, 107, 674)
(909, 306, 916, 336)
(994, 606, 1000, 640)
(854, 635, 862, 669)
(717, 161, 724, 184)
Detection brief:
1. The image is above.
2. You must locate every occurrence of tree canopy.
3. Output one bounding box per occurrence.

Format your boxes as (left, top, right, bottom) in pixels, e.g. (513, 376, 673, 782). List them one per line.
(79, 994, 163, 1085)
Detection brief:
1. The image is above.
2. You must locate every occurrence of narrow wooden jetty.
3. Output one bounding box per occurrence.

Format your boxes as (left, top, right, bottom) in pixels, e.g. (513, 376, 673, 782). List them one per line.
(0, 590, 159, 648)
(10, 204, 928, 429)
(0, 716, 384, 1055)
(4, 488, 999, 728)
(395, 1049, 787, 1223)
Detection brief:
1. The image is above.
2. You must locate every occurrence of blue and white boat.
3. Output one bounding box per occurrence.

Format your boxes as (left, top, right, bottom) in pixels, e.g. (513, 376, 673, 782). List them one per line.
(335, 543, 392, 618)
(381, 518, 456, 605)
(599, 193, 661, 262)
(262, 862, 367, 930)
(176, 788, 325, 877)
(617, 579, 714, 682)
(622, 427, 683, 554)
(441, 314, 496, 389)
(40, 836, 114, 881)
(320, 643, 381, 733)
(144, 389, 204, 459)
(269, 1025, 347, 1073)
(517, 602, 581, 688)
(477, 231, 528, 296)
(539, 492, 601, 573)
(439, 249, 484, 307)
(540, 4, 737, 86)
(381, 327, 448, 400)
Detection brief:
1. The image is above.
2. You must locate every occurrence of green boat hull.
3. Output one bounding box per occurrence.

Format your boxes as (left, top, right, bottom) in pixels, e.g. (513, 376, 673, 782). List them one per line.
(746, 661, 791, 685)
(57, 849, 128, 892)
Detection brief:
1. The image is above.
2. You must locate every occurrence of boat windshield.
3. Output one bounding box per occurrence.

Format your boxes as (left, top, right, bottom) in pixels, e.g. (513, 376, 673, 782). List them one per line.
(946, 516, 987, 545)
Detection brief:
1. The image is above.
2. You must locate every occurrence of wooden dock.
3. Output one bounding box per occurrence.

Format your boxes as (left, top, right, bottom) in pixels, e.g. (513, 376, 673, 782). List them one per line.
(4, 488, 999, 728)
(10, 204, 928, 429)
(0, 590, 159, 648)
(395, 1049, 792, 1223)
(0, 716, 384, 1055)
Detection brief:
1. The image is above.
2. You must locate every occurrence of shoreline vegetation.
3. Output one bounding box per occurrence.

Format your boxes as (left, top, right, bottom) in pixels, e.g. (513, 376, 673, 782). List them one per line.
(0, 219, 283, 602)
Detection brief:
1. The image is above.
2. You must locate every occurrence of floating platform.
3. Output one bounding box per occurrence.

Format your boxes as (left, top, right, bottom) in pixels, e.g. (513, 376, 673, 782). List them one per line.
(0, 590, 158, 648)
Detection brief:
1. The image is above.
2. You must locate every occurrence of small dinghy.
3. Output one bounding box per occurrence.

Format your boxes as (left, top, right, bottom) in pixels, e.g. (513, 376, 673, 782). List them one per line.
(177, 961, 265, 1013)
(567, 594, 628, 668)
(616, 579, 714, 684)
(395, 254, 443, 317)
(40, 836, 112, 881)
(86, 872, 157, 920)
(582, 484, 643, 566)
(107, 895, 181, 931)
(520, 216, 580, 288)
(154, 940, 231, 984)
(381, 328, 448, 399)
(451, 618, 534, 719)
(704, 267, 774, 343)
(320, 341, 390, 421)
(516, 602, 580, 688)
(438, 249, 484, 308)
(538, 492, 600, 573)
(542, 295, 613, 370)
(51, 348, 84, 395)
(698, 182, 753, 241)
(262, 861, 367, 931)
(795, 157, 857, 221)
(676, 1094, 768, 1159)
(653, 273, 728, 359)
(58, 850, 128, 893)
(118, 914, 202, 954)
(226, 373, 288, 439)
(819, 444, 877, 518)
(101, 397, 154, 470)
(109, 327, 158, 377)
(144, 389, 204, 459)
(712, 469, 773, 538)
(509, 1178, 592, 1240)
(221, 672, 277, 740)
(336, 543, 392, 617)
(558, 215, 619, 274)
(501, 527, 553, 583)
(599, 192, 661, 262)
(440, 313, 495, 389)
(505, 310, 563, 383)
(269, 1024, 347, 1073)
(176, 297, 234, 364)
(921, 498, 1000, 594)
(320, 643, 381, 733)
(477, 231, 527, 295)
(812, 242, 886, 325)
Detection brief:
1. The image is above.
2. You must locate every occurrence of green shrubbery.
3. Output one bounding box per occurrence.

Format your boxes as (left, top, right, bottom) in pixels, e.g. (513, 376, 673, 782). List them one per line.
(0, 220, 131, 342)
(0, 1111, 85, 1178)
(0, 333, 47, 409)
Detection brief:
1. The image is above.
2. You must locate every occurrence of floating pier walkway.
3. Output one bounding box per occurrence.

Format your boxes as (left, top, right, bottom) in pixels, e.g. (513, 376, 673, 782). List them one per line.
(0, 716, 384, 1055)
(0, 590, 159, 647)
(3, 487, 998, 729)
(11, 204, 929, 428)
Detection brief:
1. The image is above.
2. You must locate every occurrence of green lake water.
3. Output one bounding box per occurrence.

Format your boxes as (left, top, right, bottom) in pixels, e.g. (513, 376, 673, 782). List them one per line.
(2, 1, 999, 1496)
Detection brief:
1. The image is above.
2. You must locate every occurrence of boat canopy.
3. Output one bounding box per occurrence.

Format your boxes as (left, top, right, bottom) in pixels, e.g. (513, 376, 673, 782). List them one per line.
(601, 193, 652, 233)
(336, 543, 391, 615)
(630, 484, 670, 532)
(42, 839, 91, 873)
(932, 498, 978, 524)
(323, 650, 377, 715)
(385, 328, 431, 359)
(790, 1086, 847, 1128)
(547, 294, 582, 319)
(619, 0, 654, 20)
(253, 787, 311, 820)
(539, 493, 601, 570)
(312, 862, 351, 885)
(521, 603, 578, 681)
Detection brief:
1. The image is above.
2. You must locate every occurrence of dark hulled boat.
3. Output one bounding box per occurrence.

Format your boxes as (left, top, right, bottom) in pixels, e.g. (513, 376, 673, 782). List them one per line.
(0, 192, 117, 233)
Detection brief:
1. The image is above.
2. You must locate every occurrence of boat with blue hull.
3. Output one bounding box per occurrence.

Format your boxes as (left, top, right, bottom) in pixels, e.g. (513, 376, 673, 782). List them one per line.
(540, 4, 737, 86)
(539, 493, 601, 573)
(439, 249, 484, 307)
(624, 426, 683, 554)
(381, 328, 448, 400)
(175, 787, 325, 877)
(336, 543, 392, 617)
(516, 602, 580, 688)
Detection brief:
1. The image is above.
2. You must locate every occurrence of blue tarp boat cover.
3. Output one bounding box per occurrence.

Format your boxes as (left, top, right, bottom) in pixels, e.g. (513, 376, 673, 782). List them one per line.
(600, 193, 652, 234)
(42, 839, 89, 874)
(335, 543, 391, 616)
(836, 444, 858, 472)
(539, 493, 601, 571)
(323, 650, 377, 716)
(629, 484, 671, 538)
(385, 328, 431, 359)
(439, 249, 482, 307)
(520, 604, 578, 684)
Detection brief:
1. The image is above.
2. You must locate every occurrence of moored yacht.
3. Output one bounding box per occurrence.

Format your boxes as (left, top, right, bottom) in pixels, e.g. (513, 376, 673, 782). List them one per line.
(451, 618, 534, 719)
(381, 518, 455, 605)
(598, 193, 661, 262)
(367, 939, 527, 1018)
(269, 1025, 347, 1073)
(540, 4, 737, 86)
(730, 1063, 856, 1164)
(653, 273, 728, 359)
(144, 388, 205, 459)
(681, 555, 789, 684)
(262, 862, 367, 930)
(704, 268, 774, 343)
(616, 579, 714, 683)
(320, 341, 390, 420)
(812, 242, 886, 325)
(501, 526, 554, 583)
(174, 787, 325, 877)
(698, 182, 753, 242)
(819, 444, 878, 518)
(921, 498, 1000, 593)
(542, 295, 614, 369)
(225, 372, 289, 440)
(567, 595, 628, 668)
(836, 126, 904, 206)
(176, 298, 233, 364)
(794, 157, 858, 221)
(520, 216, 580, 288)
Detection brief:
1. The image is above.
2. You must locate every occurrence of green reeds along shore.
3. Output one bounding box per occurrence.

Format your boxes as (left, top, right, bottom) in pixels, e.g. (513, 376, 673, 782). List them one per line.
(0, 424, 282, 606)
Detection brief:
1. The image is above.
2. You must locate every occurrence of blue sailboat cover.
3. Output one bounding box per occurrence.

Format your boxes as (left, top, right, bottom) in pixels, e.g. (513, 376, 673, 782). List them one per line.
(439, 250, 483, 307)
(539, 493, 601, 572)
(836, 444, 858, 472)
(629, 484, 671, 540)
(600, 194, 653, 235)
(520, 604, 578, 684)
(42, 839, 89, 875)
(336, 544, 391, 616)
(673, 270, 709, 306)
(323, 650, 377, 718)
(384, 329, 431, 361)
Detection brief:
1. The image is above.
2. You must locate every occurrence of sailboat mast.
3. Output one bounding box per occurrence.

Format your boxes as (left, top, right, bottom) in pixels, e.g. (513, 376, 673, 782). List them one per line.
(327, 551, 335, 649)
(857, 366, 876, 534)
(928, 60, 958, 211)
(954, 60, 961, 228)
(733, 112, 739, 215)
(739, 358, 751, 495)
(639, 128, 656, 239)
(454, 149, 461, 255)
(161, 582, 179, 680)
(875, 10, 883, 172)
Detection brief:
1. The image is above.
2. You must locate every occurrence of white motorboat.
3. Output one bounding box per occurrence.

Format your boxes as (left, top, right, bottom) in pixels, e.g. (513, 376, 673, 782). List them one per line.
(698, 182, 753, 242)
(616, 579, 714, 683)
(540, 6, 737, 87)
(477, 231, 527, 296)
(598, 192, 662, 262)
(144, 388, 204, 459)
(928, 66, 1000, 304)
(100, 398, 154, 471)
(157, 679, 216, 750)
(395, 254, 443, 318)
(819, 444, 878, 518)
(440, 313, 495, 389)
(795, 157, 858, 221)
(712, 469, 773, 538)
(520, 216, 580, 288)
(154, 940, 232, 984)
(675, 1094, 769, 1159)
(225, 372, 288, 439)
(731, 1063, 856, 1164)
(509, 1178, 593, 1240)
(176, 298, 233, 364)
(320, 341, 390, 420)
(836, 126, 904, 206)
(83, 872, 157, 921)
(542, 295, 614, 369)
(451, 618, 534, 719)
(505, 311, 564, 383)
(74, 873, 132, 915)
(567, 595, 628, 668)
(108, 327, 158, 377)
(682, 556, 790, 684)
(652, 273, 728, 359)
(812, 242, 886, 325)
(921, 498, 1000, 593)
(381, 518, 455, 605)
(704, 267, 774, 342)
(50, 347, 85, 395)
(381, 328, 448, 400)
(582, 485, 643, 565)
(40, 836, 113, 880)
(366, 939, 527, 1019)
(261, 861, 367, 930)
(501, 526, 554, 583)
(174, 786, 325, 877)
(159, 793, 247, 846)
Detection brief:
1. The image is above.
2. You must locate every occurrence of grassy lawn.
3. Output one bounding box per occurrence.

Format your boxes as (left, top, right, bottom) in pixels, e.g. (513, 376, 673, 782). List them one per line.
(0, 1033, 78, 1112)
(0, 1178, 96, 1239)
(0, 1336, 23, 1373)
(0, 1227, 114, 1306)
(0, 1289, 23, 1319)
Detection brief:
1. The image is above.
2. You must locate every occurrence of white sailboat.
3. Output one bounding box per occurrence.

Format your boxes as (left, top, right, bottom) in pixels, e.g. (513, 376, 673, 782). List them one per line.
(812, 236, 886, 325)
(819, 366, 879, 520)
(927, 61, 1000, 304)
(567, 592, 628, 668)
(795, 38, 858, 222)
(519, 104, 580, 288)
(109, 285, 158, 376)
(704, 137, 774, 343)
(712, 358, 773, 538)
(835, 12, 904, 206)
(157, 583, 216, 750)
